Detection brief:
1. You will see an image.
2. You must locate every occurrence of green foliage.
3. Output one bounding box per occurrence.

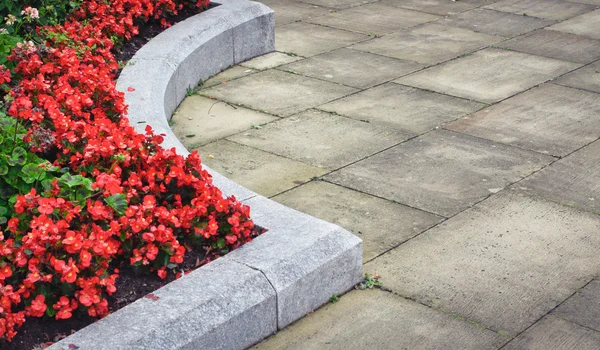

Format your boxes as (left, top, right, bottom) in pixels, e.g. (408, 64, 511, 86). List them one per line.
(0, 0, 82, 27)
(105, 193, 127, 215)
(56, 172, 94, 206)
(357, 273, 383, 290)
(0, 110, 58, 223)
(0, 0, 82, 65)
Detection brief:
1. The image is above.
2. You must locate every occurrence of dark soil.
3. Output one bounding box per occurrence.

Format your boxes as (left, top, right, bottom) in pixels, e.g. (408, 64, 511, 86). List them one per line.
(4, 3, 262, 349)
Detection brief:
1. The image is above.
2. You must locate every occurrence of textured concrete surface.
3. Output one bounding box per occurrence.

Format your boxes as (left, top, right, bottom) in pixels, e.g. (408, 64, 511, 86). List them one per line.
(171, 0, 600, 347)
(195, 140, 327, 196)
(352, 23, 500, 65)
(555, 60, 600, 93)
(517, 139, 600, 213)
(307, 2, 439, 35)
(553, 279, 600, 332)
(500, 29, 600, 64)
(172, 95, 278, 147)
(201, 69, 358, 117)
(279, 48, 424, 88)
(253, 289, 508, 350)
(319, 83, 485, 133)
(380, 0, 485, 16)
(396, 48, 579, 103)
(228, 109, 411, 169)
(201, 65, 256, 88)
(446, 83, 600, 157)
(325, 130, 554, 217)
(502, 315, 600, 350)
(365, 191, 600, 336)
(257, 0, 330, 26)
(548, 9, 600, 39)
(440, 8, 554, 37)
(484, 0, 596, 21)
(569, 0, 600, 4)
(275, 21, 367, 57)
(272, 181, 443, 262)
(241, 51, 301, 70)
(296, 0, 376, 10)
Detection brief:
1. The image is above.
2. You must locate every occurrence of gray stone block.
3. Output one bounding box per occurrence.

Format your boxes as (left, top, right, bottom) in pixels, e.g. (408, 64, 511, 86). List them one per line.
(233, 8, 275, 63)
(231, 195, 363, 328)
(50, 259, 277, 350)
(172, 31, 235, 104)
(115, 58, 177, 130)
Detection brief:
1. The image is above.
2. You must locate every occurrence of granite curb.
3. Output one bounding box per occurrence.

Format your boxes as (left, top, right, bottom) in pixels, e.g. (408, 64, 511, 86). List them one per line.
(50, 1, 362, 349)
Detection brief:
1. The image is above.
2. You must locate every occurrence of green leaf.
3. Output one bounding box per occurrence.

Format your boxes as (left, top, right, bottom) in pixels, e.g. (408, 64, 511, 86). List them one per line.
(105, 193, 127, 216)
(58, 173, 92, 189)
(0, 206, 7, 216)
(41, 179, 54, 190)
(45, 307, 57, 318)
(0, 163, 7, 176)
(21, 163, 44, 184)
(0, 134, 4, 145)
(9, 147, 27, 166)
(217, 238, 225, 249)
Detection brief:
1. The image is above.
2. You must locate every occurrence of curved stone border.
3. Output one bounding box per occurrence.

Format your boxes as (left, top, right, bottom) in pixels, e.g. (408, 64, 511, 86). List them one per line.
(50, 1, 362, 349)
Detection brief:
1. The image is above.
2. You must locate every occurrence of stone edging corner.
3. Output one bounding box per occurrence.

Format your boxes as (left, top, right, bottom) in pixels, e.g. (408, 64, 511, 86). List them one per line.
(50, 1, 362, 349)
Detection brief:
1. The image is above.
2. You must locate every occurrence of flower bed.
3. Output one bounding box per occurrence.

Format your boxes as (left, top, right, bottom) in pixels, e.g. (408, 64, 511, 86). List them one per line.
(0, 0, 258, 345)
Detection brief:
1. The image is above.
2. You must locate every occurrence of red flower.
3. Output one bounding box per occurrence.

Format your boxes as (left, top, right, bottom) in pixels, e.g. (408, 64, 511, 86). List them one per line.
(28, 295, 46, 317)
(0, 266, 13, 280)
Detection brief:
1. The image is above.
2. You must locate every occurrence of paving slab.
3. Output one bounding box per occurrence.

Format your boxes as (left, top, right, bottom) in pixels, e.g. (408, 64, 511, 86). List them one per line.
(241, 51, 302, 70)
(272, 181, 443, 262)
(319, 83, 485, 134)
(446, 84, 600, 157)
(396, 48, 580, 103)
(194, 140, 327, 197)
(279, 48, 424, 89)
(325, 129, 554, 217)
(275, 21, 368, 57)
(516, 139, 600, 214)
(440, 8, 554, 37)
(351, 23, 501, 65)
(553, 279, 600, 331)
(484, 0, 596, 21)
(228, 109, 410, 169)
(252, 289, 507, 350)
(201, 69, 358, 117)
(502, 315, 600, 350)
(256, 0, 331, 26)
(554, 60, 600, 93)
(499, 29, 600, 64)
(380, 0, 485, 16)
(365, 191, 600, 336)
(171, 95, 278, 147)
(296, 0, 377, 9)
(307, 2, 439, 35)
(567, 0, 600, 4)
(201, 65, 257, 88)
(548, 9, 600, 39)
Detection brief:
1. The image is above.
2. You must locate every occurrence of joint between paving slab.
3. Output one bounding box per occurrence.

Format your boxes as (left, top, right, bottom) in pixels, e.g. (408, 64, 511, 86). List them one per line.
(497, 277, 599, 349)
(365, 283, 513, 340)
